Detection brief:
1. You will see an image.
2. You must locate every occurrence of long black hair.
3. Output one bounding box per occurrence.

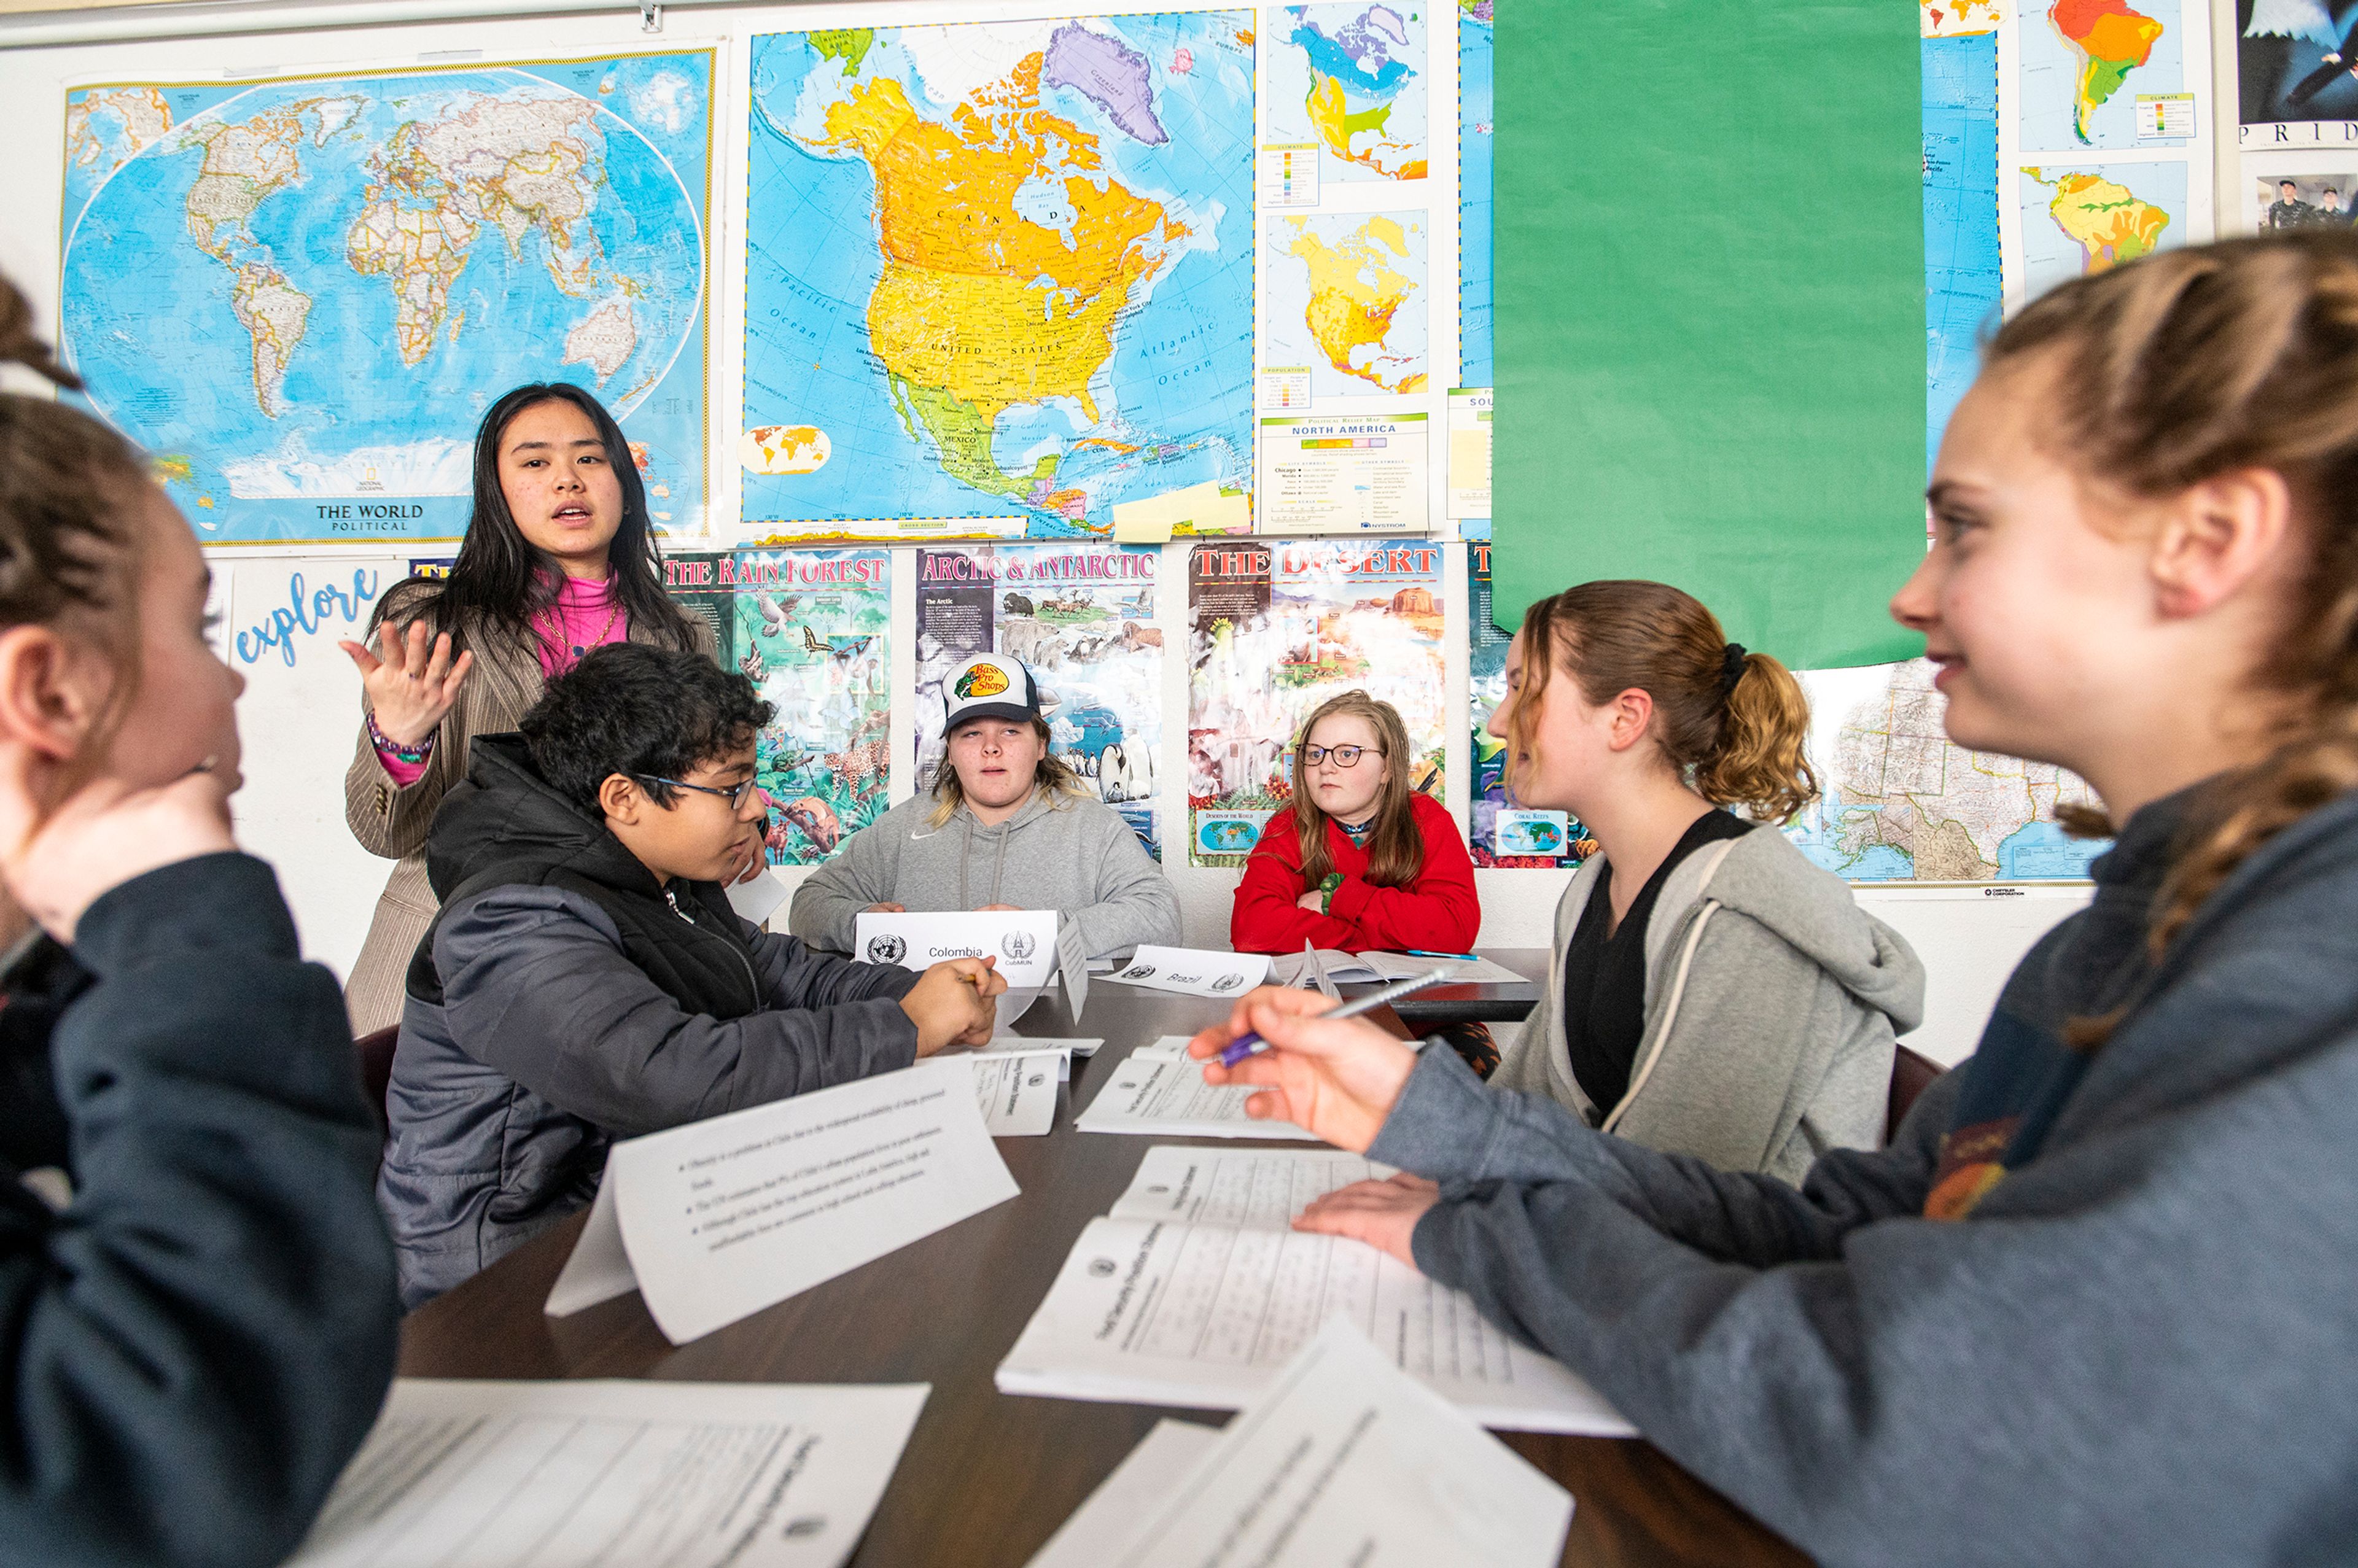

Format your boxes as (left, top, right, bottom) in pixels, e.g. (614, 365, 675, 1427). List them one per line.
(370, 382, 693, 655)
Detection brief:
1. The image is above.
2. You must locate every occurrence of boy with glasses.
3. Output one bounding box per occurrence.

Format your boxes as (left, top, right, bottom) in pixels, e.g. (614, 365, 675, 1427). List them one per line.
(378, 643, 1003, 1306)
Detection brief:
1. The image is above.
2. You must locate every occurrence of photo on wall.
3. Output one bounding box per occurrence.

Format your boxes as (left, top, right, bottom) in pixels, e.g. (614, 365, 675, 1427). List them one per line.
(2239, 0, 2358, 141)
(914, 544, 1164, 858)
(2249, 168, 2358, 228)
(1187, 539, 1446, 867)
(665, 549, 890, 867)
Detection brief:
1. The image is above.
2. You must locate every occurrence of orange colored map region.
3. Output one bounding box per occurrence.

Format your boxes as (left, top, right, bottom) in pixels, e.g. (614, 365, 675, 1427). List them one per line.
(1305, 291, 1402, 382)
(2042, 171, 2169, 271)
(866, 262, 1135, 422)
(2049, 0, 2161, 65)
(819, 74, 1178, 303)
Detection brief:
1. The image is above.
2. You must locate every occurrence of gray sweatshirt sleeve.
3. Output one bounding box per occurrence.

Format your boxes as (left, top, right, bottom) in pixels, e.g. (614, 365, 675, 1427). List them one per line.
(787, 815, 906, 953)
(1061, 811, 1183, 961)
(437, 887, 919, 1136)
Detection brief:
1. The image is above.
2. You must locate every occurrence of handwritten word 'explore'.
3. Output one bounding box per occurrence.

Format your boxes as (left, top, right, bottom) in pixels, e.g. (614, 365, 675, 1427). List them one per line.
(236, 569, 381, 668)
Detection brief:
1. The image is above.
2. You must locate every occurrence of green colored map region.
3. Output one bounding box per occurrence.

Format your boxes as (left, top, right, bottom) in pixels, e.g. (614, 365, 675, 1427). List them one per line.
(2028, 167, 2169, 270)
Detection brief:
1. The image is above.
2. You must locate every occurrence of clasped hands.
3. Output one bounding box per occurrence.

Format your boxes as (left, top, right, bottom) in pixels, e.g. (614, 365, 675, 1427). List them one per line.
(1185, 986, 1438, 1270)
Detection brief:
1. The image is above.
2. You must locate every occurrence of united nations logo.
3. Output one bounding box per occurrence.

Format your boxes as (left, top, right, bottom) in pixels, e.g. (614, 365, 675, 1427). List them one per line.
(1210, 973, 1245, 993)
(865, 934, 906, 964)
(1119, 964, 1156, 981)
(1004, 930, 1037, 961)
(1088, 1257, 1117, 1278)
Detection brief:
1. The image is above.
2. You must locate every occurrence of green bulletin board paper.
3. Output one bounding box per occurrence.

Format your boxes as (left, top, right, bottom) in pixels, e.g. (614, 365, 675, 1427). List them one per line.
(1493, 0, 1927, 670)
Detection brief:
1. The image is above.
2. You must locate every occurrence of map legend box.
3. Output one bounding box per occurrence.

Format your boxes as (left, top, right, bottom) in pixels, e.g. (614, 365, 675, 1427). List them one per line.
(2136, 94, 2196, 140)
(1258, 144, 1320, 206)
(1260, 368, 1312, 410)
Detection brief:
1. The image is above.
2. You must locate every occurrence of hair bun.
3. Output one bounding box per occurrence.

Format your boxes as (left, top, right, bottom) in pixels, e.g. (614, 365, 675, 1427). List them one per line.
(0, 276, 81, 392)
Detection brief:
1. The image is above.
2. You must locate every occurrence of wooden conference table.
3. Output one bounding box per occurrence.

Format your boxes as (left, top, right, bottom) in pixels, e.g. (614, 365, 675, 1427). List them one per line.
(400, 980, 1802, 1568)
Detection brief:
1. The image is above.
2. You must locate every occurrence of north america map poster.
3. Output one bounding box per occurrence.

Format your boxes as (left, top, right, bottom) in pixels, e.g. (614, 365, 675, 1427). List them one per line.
(60, 50, 715, 548)
(739, 17, 1256, 541)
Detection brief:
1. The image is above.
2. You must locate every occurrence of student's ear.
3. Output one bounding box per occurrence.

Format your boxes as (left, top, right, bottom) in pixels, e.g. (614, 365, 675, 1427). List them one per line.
(2149, 467, 2295, 621)
(597, 773, 646, 825)
(1603, 686, 1655, 753)
(0, 624, 106, 760)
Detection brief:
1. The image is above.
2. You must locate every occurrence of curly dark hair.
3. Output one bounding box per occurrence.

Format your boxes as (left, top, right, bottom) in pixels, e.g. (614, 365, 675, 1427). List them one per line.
(520, 642, 774, 813)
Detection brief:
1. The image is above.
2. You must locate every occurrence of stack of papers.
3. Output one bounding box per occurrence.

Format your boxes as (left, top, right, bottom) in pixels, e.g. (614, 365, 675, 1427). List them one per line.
(1072, 1039, 1315, 1140)
(1267, 949, 1529, 987)
(1025, 1320, 1574, 1567)
(291, 1380, 927, 1568)
(997, 1147, 1633, 1435)
(962, 1049, 1065, 1136)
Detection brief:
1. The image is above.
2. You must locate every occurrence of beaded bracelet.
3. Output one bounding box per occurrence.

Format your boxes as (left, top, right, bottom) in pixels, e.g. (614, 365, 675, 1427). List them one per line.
(1317, 871, 1345, 914)
(367, 710, 434, 765)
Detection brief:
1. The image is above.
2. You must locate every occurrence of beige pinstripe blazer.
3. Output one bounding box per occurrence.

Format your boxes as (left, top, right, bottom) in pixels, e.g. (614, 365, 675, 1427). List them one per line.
(340, 580, 713, 1031)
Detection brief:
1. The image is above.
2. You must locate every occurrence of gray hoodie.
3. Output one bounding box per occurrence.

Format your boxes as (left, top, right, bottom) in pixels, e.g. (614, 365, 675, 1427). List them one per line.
(789, 786, 1183, 961)
(1374, 783, 2358, 1566)
(1492, 827, 1924, 1182)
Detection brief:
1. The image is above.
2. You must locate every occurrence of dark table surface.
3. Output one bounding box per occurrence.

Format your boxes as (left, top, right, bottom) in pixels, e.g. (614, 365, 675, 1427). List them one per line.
(399, 980, 1799, 1568)
(1376, 945, 1549, 1025)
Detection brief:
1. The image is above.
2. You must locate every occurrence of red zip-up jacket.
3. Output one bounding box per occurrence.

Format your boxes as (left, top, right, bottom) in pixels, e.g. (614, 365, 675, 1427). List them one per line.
(1230, 792, 1481, 954)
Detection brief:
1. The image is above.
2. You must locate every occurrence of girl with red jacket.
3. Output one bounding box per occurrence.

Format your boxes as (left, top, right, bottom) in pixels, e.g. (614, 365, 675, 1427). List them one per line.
(1230, 691, 1482, 958)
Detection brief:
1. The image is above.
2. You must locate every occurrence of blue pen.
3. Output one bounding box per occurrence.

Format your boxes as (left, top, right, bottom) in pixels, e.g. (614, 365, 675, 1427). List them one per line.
(1404, 948, 1480, 962)
(1214, 969, 1452, 1067)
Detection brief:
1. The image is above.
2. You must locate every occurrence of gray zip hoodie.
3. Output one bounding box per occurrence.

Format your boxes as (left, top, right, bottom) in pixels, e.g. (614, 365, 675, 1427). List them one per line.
(789, 786, 1183, 961)
(1492, 826, 1924, 1182)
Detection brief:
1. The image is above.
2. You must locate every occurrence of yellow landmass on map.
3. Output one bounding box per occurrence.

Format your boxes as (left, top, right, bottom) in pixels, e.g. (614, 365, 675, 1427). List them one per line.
(1921, 0, 2002, 37)
(66, 88, 172, 175)
(346, 195, 480, 366)
(229, 263, 312, 417)
(814, 61, 1183, 499)
(1283, 214, 1426, 393)
(2031, 168, 2169, 272)
(1305, 74, 1426, 179)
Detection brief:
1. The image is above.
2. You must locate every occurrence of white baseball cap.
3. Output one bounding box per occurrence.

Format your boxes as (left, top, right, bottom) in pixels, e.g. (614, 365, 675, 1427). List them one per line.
(942, 652, 1041, 730)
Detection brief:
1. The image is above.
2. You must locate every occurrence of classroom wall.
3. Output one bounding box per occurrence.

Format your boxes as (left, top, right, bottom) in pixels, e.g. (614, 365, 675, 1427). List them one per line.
(0, 0, 2128, 1069)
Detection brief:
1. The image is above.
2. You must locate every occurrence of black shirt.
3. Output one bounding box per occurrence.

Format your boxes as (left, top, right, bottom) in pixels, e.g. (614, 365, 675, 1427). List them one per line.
(1562, 809, 1756, 1113)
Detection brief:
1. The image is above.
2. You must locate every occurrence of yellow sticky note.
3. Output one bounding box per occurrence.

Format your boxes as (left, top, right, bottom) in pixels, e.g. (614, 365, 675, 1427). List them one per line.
(1113, 481, 1226, 541)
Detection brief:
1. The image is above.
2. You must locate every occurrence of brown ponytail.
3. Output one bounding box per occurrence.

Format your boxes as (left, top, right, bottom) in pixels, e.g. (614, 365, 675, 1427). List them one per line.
(1508, 581, 1819, 823)
(1985, 230, 2358, 975)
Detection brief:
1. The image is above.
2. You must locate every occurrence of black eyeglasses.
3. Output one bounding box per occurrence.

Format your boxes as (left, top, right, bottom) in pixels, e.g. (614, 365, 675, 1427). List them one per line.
(634, 774, 763, 810)
(1301, 744, 1382, 769)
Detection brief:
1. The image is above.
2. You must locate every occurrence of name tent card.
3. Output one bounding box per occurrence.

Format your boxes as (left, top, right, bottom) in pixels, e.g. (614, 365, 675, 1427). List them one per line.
(1098, 944, 1271, 998)
(546, 1060, 1019, 1343)
(854, 909, 1060, 988)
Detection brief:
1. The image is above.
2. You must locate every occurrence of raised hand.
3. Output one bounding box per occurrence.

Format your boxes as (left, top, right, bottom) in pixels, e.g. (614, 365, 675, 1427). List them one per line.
(0, 761, 235, 944)
(338, 618, 473, 749)
(1293, 1174, 1440, 1269)
(1185, 985, 1420, 1154)
(899, 955, 1006, 1055)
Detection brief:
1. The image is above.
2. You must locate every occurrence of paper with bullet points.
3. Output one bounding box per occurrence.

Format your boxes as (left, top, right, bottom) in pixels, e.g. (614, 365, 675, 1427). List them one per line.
(545, 1060, 1018, 1343)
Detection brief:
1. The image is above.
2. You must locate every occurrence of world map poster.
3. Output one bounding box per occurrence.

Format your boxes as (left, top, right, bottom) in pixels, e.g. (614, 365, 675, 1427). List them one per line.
(741, 16, 1256, 541)
(60, 50, 715, 546)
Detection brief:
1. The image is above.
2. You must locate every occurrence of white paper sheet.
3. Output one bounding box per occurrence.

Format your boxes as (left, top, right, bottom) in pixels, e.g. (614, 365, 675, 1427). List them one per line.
(1057, 920, 1092, 1019)
(1104, 1319, 1573, 1567)
(288, 1379, 928, 1568)
(963, 1037, 1102, 1082)
(997, 1147, 1632, 1436)
(1072, 1041, 1317, 1141)
(547, 1060, 1019, 1343)
(1268, 950, 1528, 987)
(994, 985, 1049, 1036)
(725, 869, 792, 926)
(1099, 945, 1272, 998)
(1024, 1420, 1221, 1568)
(966, 1049, 1064, 1136)
(852, 909, 1060, 987)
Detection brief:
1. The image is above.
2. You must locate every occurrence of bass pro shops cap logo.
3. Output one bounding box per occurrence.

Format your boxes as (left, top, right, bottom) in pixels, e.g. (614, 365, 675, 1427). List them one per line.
(865, 934, 907, 964)
(954, 663, 1011, 700)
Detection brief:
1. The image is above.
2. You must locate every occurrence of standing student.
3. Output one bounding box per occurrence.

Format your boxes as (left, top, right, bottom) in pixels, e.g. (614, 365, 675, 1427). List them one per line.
(0, 281, 397, 1566)
(1189, 233, 2358, 1565)
(1230, 690, 1481, 956)
(1481, 581, 1918, 1180)
(338, 382, 713, 1031)
(790, 653, 1181, 961)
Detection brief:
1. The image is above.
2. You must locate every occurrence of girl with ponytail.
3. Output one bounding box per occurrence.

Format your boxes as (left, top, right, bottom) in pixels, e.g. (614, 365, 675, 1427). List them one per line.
(1474, 580, 1921, 1180)
(1185, 233, 2358, 1564)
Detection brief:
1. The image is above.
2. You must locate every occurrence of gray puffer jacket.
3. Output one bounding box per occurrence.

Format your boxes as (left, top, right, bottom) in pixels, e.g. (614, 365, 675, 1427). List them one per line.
(378, 734, 920, 1308)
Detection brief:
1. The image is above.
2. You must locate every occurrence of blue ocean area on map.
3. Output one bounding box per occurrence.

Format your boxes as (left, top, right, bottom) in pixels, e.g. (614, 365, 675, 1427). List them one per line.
(1923, 29, 2001, 470)
(741, 17, 1255, 538)
(59, 54, 712, 545)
